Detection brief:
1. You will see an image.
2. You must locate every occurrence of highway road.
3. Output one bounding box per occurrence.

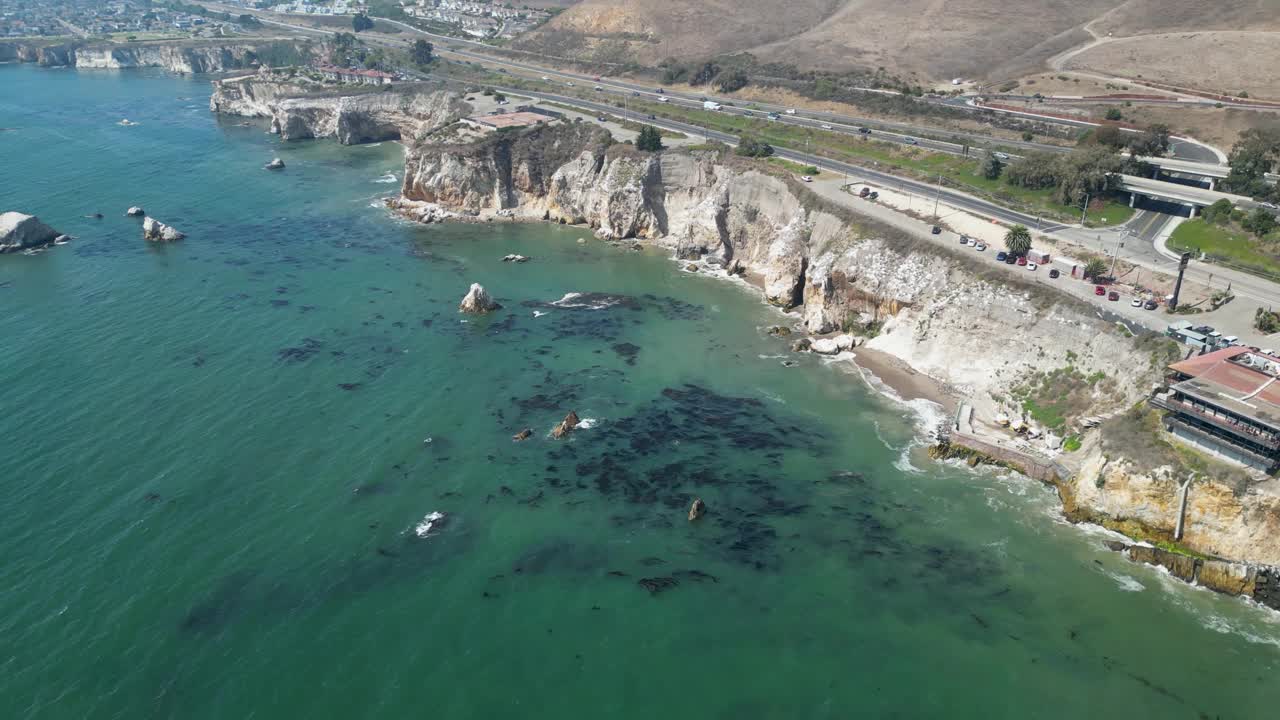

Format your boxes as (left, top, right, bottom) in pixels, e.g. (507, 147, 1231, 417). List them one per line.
(200, 5, 1280, 316)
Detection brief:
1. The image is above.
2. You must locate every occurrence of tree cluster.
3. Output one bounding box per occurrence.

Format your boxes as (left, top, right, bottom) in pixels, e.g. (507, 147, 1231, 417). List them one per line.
(635, 125, 664, 152)
(1003, 147, 1128, 205)
(1256, 308, 1280, 334)
(1224, 127, 1280, 202)
(734, 136, 774, 158)
(1088, 123, 1170, 157)
(352, 14, 375, 32)
(411, 39, 434, 67)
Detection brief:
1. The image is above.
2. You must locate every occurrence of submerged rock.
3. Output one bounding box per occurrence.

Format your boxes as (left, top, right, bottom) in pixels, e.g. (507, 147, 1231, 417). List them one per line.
(512, 428, 533, 441)
(551, 410, 580, 439)
(265, 157, 285, 170)
(0, 211, 60, 253)
(688, 497, 706, 522)
(502, 254, 531, 263)
(125, 206, 145, 217)
(459, 283, 500, 313)
(767, 325, 792, 337)
(790, 337, 812, 353)
(142, 216, 185, 242)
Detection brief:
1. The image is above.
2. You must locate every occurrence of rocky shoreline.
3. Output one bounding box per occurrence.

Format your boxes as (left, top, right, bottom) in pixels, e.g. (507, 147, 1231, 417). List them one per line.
(0, 38, 311, 74)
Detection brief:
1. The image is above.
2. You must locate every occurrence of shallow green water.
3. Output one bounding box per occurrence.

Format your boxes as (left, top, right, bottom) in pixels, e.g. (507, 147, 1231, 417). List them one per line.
(3, 63, 1280, 719)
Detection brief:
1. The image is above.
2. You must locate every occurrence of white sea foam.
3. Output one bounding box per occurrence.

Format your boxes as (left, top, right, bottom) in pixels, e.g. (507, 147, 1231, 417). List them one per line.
(576, 417, 599, 430)
(1103, 569, 1146, 592)
(413, 511, 447, 538)
(550, 292, 619, 310)
(373, 172, 398, 184)
(532, 310, 547, 318)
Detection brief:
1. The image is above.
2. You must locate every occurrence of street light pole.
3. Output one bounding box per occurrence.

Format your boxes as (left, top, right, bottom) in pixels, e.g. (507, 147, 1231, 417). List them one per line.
(1080, 192, 1090, 225)
(932, 172, 942, 218)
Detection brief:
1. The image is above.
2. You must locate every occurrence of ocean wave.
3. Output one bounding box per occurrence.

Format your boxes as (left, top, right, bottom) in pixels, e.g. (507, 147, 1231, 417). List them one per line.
(532, 310, 547, 318)
(372, 172, 398, 184)
(576, 417, 599, 430)
(548, 292, 627, 310)
(1103, 569, 1146, 592)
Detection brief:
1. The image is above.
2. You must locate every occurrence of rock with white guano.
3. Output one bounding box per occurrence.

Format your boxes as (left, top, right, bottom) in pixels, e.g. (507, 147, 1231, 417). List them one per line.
(0, 211, 60, 253)
(125, 206, 145, 217)
(458, 282, 500, 313)
(265, 158, 285, 170)
(142, 216, 185, 242)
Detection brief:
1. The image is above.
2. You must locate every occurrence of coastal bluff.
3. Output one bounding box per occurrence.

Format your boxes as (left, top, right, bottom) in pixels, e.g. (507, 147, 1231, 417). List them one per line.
(390, 118, 1280, 595)
(0, 39, 311, 73)
(209, 75, 469, 145)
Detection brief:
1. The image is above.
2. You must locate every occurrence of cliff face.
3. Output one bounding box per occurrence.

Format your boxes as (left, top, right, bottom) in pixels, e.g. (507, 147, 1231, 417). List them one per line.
(0, 40, 308, 73)
(210, 77, 469, 145)
(395, 121, 1280, 581)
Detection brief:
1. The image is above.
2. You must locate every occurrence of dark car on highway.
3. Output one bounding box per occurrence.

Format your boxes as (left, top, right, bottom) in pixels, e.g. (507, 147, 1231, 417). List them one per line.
(858, 127, 871, 134)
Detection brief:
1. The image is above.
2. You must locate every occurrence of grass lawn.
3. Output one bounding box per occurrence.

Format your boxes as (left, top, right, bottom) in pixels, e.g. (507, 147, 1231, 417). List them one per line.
(768, 157, 820, 176)
(1168, 219, 1280, 278)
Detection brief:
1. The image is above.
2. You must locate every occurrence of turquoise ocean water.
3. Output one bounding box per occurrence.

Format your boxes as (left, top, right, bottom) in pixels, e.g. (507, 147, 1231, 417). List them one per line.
(3, 63, 1280, 719)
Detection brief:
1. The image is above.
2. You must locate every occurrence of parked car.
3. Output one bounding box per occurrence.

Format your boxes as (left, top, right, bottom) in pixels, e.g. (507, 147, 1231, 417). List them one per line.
(904, 137, 918, 145)
(1144, 300, 1158, 310)
(1094, 285, 1106, 296)
(931, 225, 942, 234)
(868, 191, 879, 200)
(859, 187, 871, 198)
(1048, 268, 1060, 279)
(959, 235, 969, 245)
(1027, 262, 1038, 271)
(801, 176, 813, 183)
(996, 251, 1009, 262)
(1263, 348, 1277, 356)
(1005, 254, 1017, 264)
(1016, 256, 1027, 266)
(1130, 298, 1142, 308)
(974, 243, 986, 251)
(821, 124, 833, 130)
(1108, 291, 1120, 301)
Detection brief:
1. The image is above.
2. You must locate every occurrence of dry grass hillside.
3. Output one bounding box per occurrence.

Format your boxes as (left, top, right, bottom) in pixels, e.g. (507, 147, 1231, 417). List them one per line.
(513, 0, 1280, 94)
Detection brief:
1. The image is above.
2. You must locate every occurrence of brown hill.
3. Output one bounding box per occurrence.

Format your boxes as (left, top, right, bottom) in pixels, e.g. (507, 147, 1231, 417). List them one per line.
(514, 0, 1280, 91)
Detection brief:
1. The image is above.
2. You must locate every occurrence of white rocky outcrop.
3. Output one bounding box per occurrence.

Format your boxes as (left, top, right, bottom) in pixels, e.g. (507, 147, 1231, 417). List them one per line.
(125, 206, 145, 217)
(265, 158, 285, 170)
(0, 211, 60, 253)
(142, 217, 185, 242)
(458, 283, 500, 313)
(810, 338, 841, 355)
(210, 77, 469, 146)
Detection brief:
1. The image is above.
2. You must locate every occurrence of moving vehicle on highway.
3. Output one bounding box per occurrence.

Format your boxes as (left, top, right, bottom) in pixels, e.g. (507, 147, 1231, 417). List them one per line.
(703, 101, 722, 111)
(857, 127, 871, 134)
(904, 137, 918, 145)
(821, 124, 833, 130)
(786, 109, 796, 115)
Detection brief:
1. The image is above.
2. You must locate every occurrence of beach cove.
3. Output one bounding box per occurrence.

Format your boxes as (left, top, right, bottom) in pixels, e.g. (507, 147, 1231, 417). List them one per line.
(4, 63, 1280, 718)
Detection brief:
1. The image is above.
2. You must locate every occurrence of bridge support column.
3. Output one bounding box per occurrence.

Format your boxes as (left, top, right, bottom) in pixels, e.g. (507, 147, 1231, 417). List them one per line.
(1187, 204, 1199, 218)
(1129, 192, 1138, 208)
(1208, 178, 1217, 191)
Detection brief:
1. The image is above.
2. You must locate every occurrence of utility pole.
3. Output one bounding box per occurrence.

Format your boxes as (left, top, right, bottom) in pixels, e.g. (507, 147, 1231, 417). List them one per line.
(1169, 252, 1191, 310)
(1109, 229, 1126, 278)
(932, 172, 943, 218)
(1080, 192, 1090, 225)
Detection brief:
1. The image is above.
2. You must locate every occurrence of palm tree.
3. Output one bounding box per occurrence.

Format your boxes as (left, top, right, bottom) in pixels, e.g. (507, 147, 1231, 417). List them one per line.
(1083, 258, 1109, 281)
(1004, 224, 1032, 256)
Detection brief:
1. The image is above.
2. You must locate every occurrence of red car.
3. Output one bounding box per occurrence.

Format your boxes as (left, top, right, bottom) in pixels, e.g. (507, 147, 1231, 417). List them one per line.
(1108, 291, 1120, 301)
(1016, 256, 1027, 266)
(1094, 285, 1106, 296)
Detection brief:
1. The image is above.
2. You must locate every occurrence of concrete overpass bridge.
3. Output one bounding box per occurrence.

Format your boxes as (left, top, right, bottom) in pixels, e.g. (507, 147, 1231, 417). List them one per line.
(1130, 155, 1279, 190)
(1117, 175, 1253, 217)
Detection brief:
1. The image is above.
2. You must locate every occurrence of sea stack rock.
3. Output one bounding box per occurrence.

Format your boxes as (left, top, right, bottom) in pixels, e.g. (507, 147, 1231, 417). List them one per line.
(688, 497, 706, 522)
(0, 211, 60, 253)
(125, 206, 145, 217)
(550, 410, 580, 439)
(265, 158, 285, 171)
(142, 217, 185, 242)
(459, 283, 500, 313)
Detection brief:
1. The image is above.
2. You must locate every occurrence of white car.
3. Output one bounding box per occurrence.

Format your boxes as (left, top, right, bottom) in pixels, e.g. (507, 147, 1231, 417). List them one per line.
(786, 108, 796, 114)
(1027, 262, 1037, 271)
(904, 137, 918, 145)
(566, 81, 574, 87)
(801, 176, 813, 183)
(1130, 298, 1142, 307)
(541, 76, 550, 81)
(660, 97, 669, 103)
(974, 243, 986, 251)
(594, 85, 603, 91)
(821, 124, 833, 130)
